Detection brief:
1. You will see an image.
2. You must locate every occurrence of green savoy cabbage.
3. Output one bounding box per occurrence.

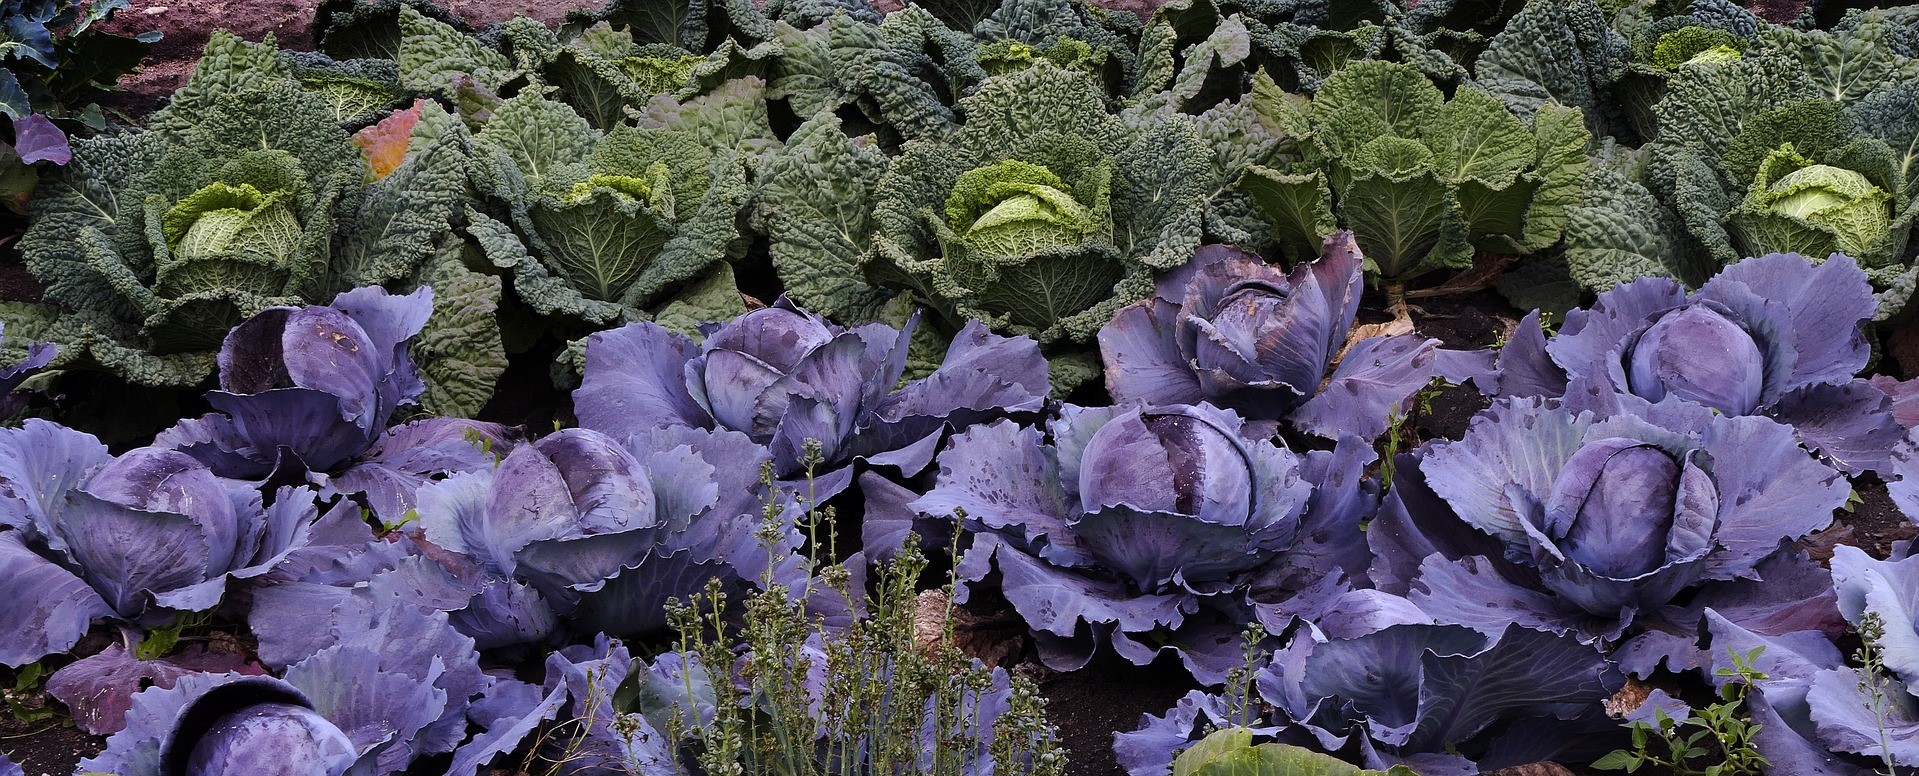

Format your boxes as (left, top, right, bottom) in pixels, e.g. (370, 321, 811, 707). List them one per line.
(7, 33, 365, 387)
(1235, 59, 1591, 288)
(868, 60, 1215, 346)
(1559, 9, 1919, 316)
(463, 90, 752, 326)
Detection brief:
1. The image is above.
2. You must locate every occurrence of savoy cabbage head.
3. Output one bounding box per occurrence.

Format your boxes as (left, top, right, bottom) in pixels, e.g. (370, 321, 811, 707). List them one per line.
(1559, 10, 1919, 315)
(11, 33, 366, 387)
(463, 90, 751, 326)
(866, 60, 1215, 350)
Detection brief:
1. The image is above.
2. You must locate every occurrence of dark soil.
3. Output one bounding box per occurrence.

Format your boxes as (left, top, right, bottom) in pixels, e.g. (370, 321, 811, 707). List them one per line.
(0, 718, 102, 775)
(1039, 655, 1197, 776)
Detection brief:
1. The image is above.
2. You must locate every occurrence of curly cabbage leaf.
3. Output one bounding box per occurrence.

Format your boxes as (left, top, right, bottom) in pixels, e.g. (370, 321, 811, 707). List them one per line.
(466, 92, 748, 326)
(1239, 60, 1590, 284)
(870, 61, 1214, 351)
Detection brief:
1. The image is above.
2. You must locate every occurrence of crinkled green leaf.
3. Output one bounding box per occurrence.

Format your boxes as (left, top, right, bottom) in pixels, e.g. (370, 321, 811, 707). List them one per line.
(1564, 163, 1709, 290)
(652, 262, 747, 338)
(635, 76, 779, 161)
(466, 205, 627, 324)
(148, 32, 294, 136)
(337, 101, 470, 287)
(1472, 0, 1630, 134)
(472, 92, 597, 196)
(1762, 12, 1919, 103)
(1341, 163, 1469, 281)
(1311, 59, 1446, 161)
(413, 241, 504, 418)
(1518, 102, 1593, 251)
(754, 115, 892, 321)
(397, 5, 514, 96)
(1237, 165, 1336, 261)
(593, 0, 773, 50)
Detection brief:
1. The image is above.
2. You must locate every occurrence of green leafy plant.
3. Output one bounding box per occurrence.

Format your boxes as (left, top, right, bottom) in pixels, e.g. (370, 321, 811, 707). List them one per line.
(1592, 646, 1772, 776)
(7, 33, 364, 387)
(1236, 59, 1591, 302)
(847, 61, 1210, 385)
(1558, 8, 1919, 317)
(463, 89, 753, 327)
(656, 520, 1066, 774)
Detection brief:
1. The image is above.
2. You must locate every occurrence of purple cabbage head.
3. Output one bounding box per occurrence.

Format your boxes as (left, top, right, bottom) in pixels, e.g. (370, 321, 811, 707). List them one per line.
(1694, 546, 1919, 775)
(913, 402, 1378, 682)
(0, 320, 55, 419)
(82, 638, 463, 776)
(0, 420, 323, 667)
(574, 299, 1049, 497)
(1116, 623, 1622, 776)
(417, 425, 801, 640)
(1370, 397, 1848, 672)
(1477, 253, 1900, 474)
(1098, 233, 1439, 441)
(158, 286, 513, 522)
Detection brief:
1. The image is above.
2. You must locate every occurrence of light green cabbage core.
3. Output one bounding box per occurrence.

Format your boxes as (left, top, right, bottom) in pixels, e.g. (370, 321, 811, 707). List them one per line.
(566, 163, 676, 218)
(944, 159, 1098, 257)
(161, 182, 302, 262)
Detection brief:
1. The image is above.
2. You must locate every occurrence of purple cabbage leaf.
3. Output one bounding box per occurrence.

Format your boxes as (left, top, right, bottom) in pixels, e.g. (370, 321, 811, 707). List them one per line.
(1475, 253, 1901, 474)
(1115, 623, 1623, 776)
(913, 403, 1378, 683)
(156, 286, 515, 523)
(574, 299, 1049, 498)
(80, 636, 465, 776)
(1099, 233, 1440, 442)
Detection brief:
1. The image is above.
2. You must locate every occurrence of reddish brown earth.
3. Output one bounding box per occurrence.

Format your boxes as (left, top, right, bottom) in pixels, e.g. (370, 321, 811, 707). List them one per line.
(98, 0, 607, 116)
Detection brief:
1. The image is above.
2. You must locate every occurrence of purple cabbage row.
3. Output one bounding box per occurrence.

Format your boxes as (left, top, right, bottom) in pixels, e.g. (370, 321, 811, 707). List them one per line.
(1, 233, 1916, 774)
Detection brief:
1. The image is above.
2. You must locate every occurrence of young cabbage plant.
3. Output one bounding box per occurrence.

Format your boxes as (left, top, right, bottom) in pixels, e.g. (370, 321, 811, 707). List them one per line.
(154, 287, 514, 525)
(1369, 397, 1850, 676)
(415, 425, 805, 641)
(863, 60, 1216, 375)
(0, 422, 329, 669)
(1235, 60, 1591, 302)
(913, 404, 1379, 683)
(573, 300, 1049, 499)
(463, 90, 752, 327)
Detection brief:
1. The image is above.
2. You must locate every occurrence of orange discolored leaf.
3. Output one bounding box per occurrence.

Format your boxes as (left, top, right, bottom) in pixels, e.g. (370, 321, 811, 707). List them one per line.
(353, 99, 428, 180)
